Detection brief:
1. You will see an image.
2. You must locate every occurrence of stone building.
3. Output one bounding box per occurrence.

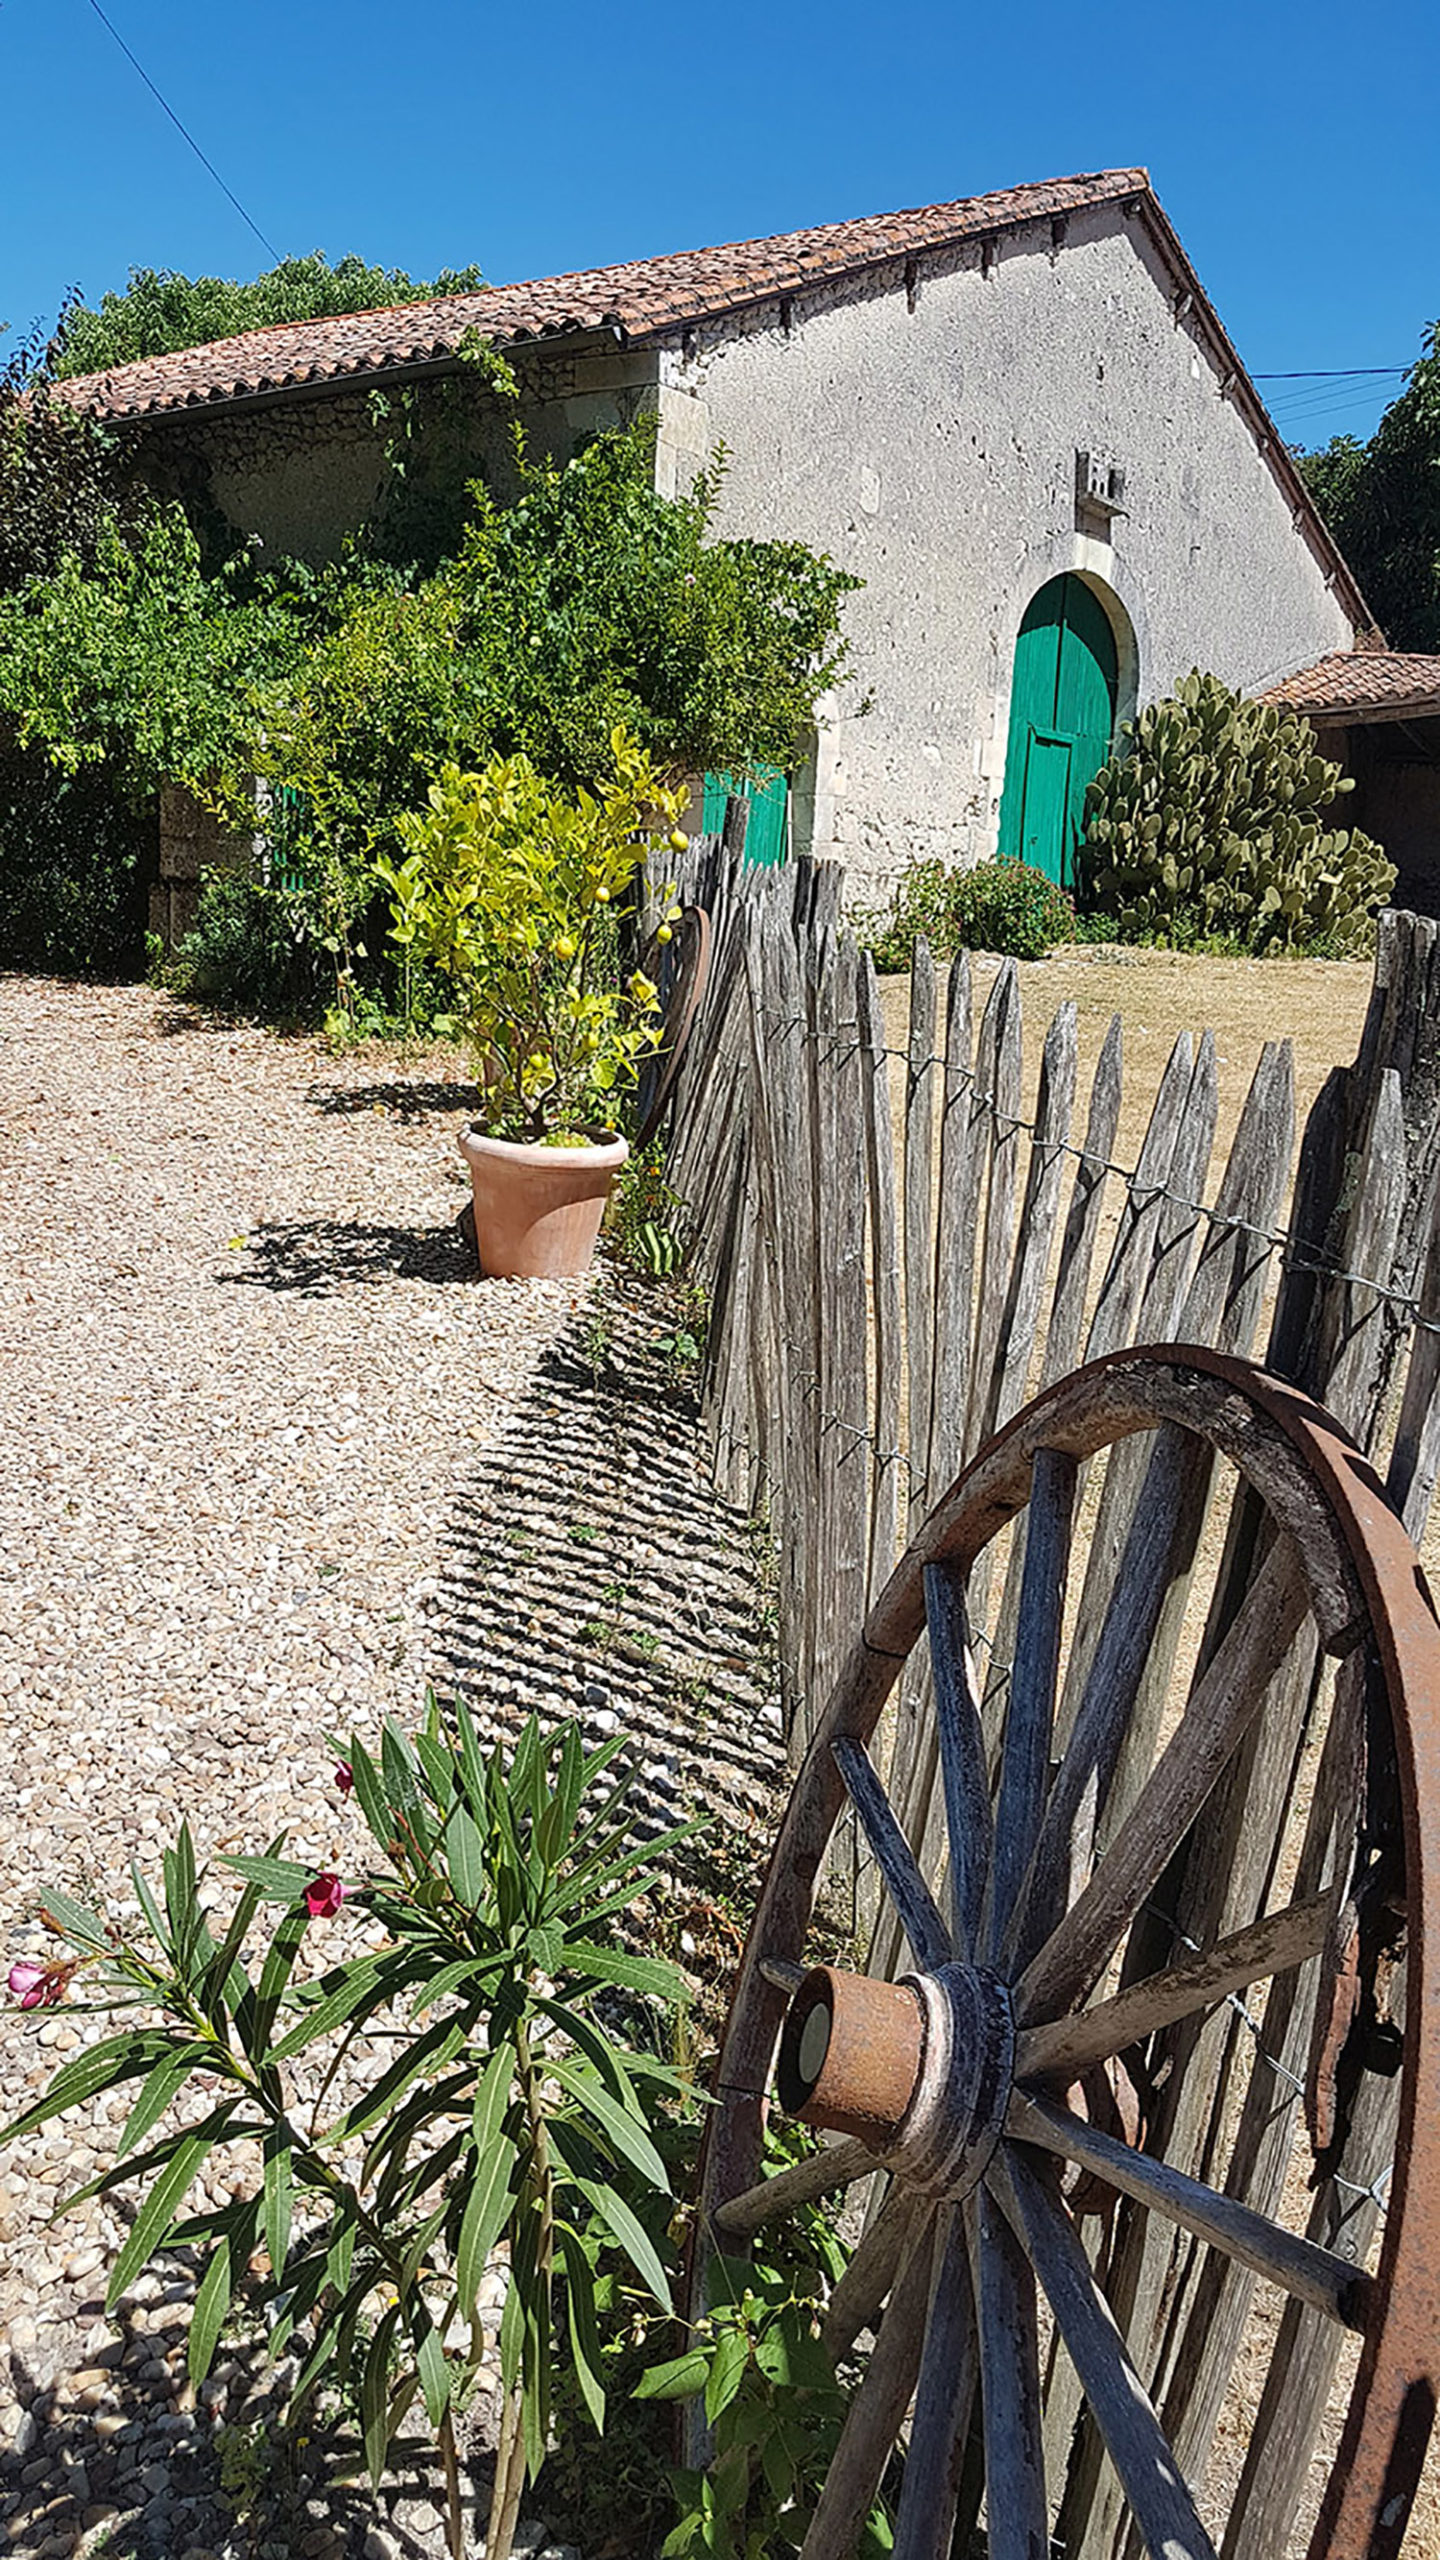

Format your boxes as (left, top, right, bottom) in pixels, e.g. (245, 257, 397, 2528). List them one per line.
(1260, 652, 1440, 917)
(63, 168, 1369, 903)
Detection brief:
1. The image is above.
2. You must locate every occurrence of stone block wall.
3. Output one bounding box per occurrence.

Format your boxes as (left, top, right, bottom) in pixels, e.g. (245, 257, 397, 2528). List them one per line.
(152, 784, 264, 949)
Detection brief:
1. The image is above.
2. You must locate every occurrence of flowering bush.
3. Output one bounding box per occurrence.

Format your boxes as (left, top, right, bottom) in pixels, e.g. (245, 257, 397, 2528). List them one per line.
(2, 1706, 696, 2560)
(377, 726, 688, 1142)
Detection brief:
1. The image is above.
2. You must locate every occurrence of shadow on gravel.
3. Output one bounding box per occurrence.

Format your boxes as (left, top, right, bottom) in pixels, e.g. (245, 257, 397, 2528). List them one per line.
(434, 1265, 786, 1899)
(308, 1080, 476, 1122)
(0, 2305, 493, 2560)
(216, 1215, 476, 1294)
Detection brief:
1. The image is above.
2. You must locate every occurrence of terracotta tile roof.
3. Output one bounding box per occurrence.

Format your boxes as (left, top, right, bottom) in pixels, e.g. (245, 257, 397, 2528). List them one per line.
(1259, 652, 1440, 722)
(58, 170, 1147, 422)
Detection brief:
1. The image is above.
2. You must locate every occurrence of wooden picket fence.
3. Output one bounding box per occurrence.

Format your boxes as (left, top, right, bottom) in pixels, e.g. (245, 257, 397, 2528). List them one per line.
(656, 840, 1440, 2553)
(664, 844, 1440, 1745)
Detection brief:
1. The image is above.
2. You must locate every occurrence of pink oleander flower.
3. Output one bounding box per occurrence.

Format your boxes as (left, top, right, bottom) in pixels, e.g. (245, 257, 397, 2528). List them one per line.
(334, 1762, 354, 1797)
(8, 1960, 64, 2010)
(303, 1872, 346, 1920)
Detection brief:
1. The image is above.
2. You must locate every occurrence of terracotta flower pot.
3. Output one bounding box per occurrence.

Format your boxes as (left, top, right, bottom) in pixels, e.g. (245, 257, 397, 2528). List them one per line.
(457, 1126, 628, 1280)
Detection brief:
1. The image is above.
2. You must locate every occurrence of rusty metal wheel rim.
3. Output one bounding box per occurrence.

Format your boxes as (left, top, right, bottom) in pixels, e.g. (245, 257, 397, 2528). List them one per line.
(632, 904, 713, 1154)
(698, 1346, 1440, 2560)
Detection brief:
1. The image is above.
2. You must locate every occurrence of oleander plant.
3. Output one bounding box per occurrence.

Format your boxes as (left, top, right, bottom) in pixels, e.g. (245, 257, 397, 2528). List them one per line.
(2, 1705, 697, 2560)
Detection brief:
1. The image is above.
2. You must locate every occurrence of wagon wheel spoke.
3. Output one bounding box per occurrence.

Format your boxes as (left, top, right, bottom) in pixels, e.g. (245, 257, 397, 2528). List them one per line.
(800, 2212, 937, 2560)
(1006, 2090, 1371, 2329)
(988, 2144, 1220, 2560)
(1003, 1478, 1178, 1976)
(923, 1561, 993, 1958)
(822, 2188, 929, 2364)
(889, 2205, 978, 2560)
(1014, 1540, 1311, 2026)
(965, 2180, 1049, 2560)
(832, 1734, 951, 1971)
(983, 1445, 1077, 1965)
(1013, 1891, 1333, 2084)
(712, 2134, 879, 2241)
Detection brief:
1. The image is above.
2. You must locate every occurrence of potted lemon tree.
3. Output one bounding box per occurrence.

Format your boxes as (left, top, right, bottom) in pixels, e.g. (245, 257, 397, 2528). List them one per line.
(378, 727, 687, 1279)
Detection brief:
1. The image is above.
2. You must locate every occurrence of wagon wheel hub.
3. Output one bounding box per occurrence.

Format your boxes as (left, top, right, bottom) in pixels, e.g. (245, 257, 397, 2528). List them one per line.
(777, 1960, 1014, 2199)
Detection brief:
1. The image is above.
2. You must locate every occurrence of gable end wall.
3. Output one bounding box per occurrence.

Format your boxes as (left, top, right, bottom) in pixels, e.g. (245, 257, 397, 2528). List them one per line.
(653, 204, 1355, 896)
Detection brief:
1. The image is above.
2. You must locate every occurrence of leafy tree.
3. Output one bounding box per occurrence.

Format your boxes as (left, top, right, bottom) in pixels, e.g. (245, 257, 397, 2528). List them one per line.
(1299, 324, 1440, 648)
(49, 251, 487, 378)
(0, 311, 144, 590)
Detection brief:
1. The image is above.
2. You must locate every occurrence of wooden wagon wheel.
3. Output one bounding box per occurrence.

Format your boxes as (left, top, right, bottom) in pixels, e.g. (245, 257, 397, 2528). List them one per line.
(697, 1346, 1440, 2560)
(632, 904, 713, 1154)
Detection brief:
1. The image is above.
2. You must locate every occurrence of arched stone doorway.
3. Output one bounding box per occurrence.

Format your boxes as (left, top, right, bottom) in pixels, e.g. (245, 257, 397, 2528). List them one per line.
(997, 575, 1122, 886)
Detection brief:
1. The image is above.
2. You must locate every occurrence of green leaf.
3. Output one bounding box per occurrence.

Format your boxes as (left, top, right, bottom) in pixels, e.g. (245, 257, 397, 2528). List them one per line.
(2, 2031, 172, 2148)
(705, 2325, 750, 2425)
(130, 1860, 172, 1956)
(454, 2046, 518, 2312)
(579, 2177, 673, 2312)
(406, 1950, 511, 2020)
(509, 1715, 545, 1822)
(266, 1950, 401, 2059)
(189, 2235, 232, 2383)
(411, 2304, 451, 2428)
(242, 1901, 311, 2071)
(117, 2046, 213, 2161)
(35, 1885, 110, 1953)
(219, 1853, 318, 1903)
(201, 1866, 267, 2020)
(499, 2262, 523, 2392)
(453, 1696, 488, 1811)
(382, 1719, 424, 1822)
(106, 2134, 210, 2309)
(534, 1995, 633, 2103)
(413, 1726, 457, 1812)
(635, 2348, 709, 2401)
(551, 2060, 669, 2193)
(444, 1804, 488, 1908)
(536, 1724, 586, 1868)
(346, 1735, 397, 1857)
(262, 2130, 292, 2278)
(331, 2015, 468, 2141)
(557, 1942, 686, 2004)
(559, 2225, 605, 2430)
(361, 2305, 401, 2487)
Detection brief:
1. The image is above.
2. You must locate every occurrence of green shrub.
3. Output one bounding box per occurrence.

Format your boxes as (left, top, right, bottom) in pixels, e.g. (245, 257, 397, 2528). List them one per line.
(853, 852, 1077, 970)
(168, 870, 324, 1018)
(0, 736, 151, 975)
(380, 728, 687, 1140)
(1079, 670, 1396, 956)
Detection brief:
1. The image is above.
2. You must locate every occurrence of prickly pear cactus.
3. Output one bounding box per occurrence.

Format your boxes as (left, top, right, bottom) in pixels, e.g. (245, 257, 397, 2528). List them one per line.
(1080, 670, 1396, 955)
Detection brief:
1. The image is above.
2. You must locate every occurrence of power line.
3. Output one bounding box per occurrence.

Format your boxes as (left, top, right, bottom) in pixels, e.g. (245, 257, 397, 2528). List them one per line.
(1253, 367, 1409, 381)
(82, 0, 282, 266)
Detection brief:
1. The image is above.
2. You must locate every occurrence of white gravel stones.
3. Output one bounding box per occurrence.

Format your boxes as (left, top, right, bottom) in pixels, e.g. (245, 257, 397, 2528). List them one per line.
(0, 978, 594, 2554)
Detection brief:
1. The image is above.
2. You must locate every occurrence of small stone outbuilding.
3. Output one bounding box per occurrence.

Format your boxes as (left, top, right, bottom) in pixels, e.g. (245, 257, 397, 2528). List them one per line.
(63, 168, 1369, 903)
(1259, 653, 1440, 916)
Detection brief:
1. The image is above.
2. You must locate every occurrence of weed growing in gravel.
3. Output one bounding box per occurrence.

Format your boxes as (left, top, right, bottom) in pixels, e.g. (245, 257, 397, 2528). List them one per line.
(2, 1705, 700, 2560)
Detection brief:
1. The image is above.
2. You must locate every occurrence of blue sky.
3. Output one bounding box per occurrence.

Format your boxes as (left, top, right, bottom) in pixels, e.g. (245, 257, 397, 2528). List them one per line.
(2, 0, 1434, 450)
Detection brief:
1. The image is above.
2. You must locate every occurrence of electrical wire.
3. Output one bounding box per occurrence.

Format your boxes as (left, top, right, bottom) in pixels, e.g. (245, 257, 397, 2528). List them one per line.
(81, 0, 282, 265)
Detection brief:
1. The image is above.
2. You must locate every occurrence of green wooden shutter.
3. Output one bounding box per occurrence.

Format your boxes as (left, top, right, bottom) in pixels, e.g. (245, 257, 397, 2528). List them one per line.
(997, 576, 1119, 886)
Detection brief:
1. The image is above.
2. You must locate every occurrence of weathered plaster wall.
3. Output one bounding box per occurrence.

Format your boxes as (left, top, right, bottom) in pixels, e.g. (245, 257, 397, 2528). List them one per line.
(656, 206, 1356, 893)
(129, 346, 661, 562)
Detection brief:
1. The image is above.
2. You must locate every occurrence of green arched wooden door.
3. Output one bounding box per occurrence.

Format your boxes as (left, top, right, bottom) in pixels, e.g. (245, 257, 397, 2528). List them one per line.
(996, 575, 1118, 886)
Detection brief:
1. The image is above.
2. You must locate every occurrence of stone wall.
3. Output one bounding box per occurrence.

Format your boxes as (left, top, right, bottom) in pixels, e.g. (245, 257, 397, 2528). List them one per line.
(128, 345, 664, 564)
(653, 204, 1356, 895)
(152, 784, 263, 948)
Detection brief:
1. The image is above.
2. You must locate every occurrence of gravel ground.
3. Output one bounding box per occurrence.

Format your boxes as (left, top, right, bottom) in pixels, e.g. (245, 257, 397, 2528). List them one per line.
(0, 975, 781, 2560)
